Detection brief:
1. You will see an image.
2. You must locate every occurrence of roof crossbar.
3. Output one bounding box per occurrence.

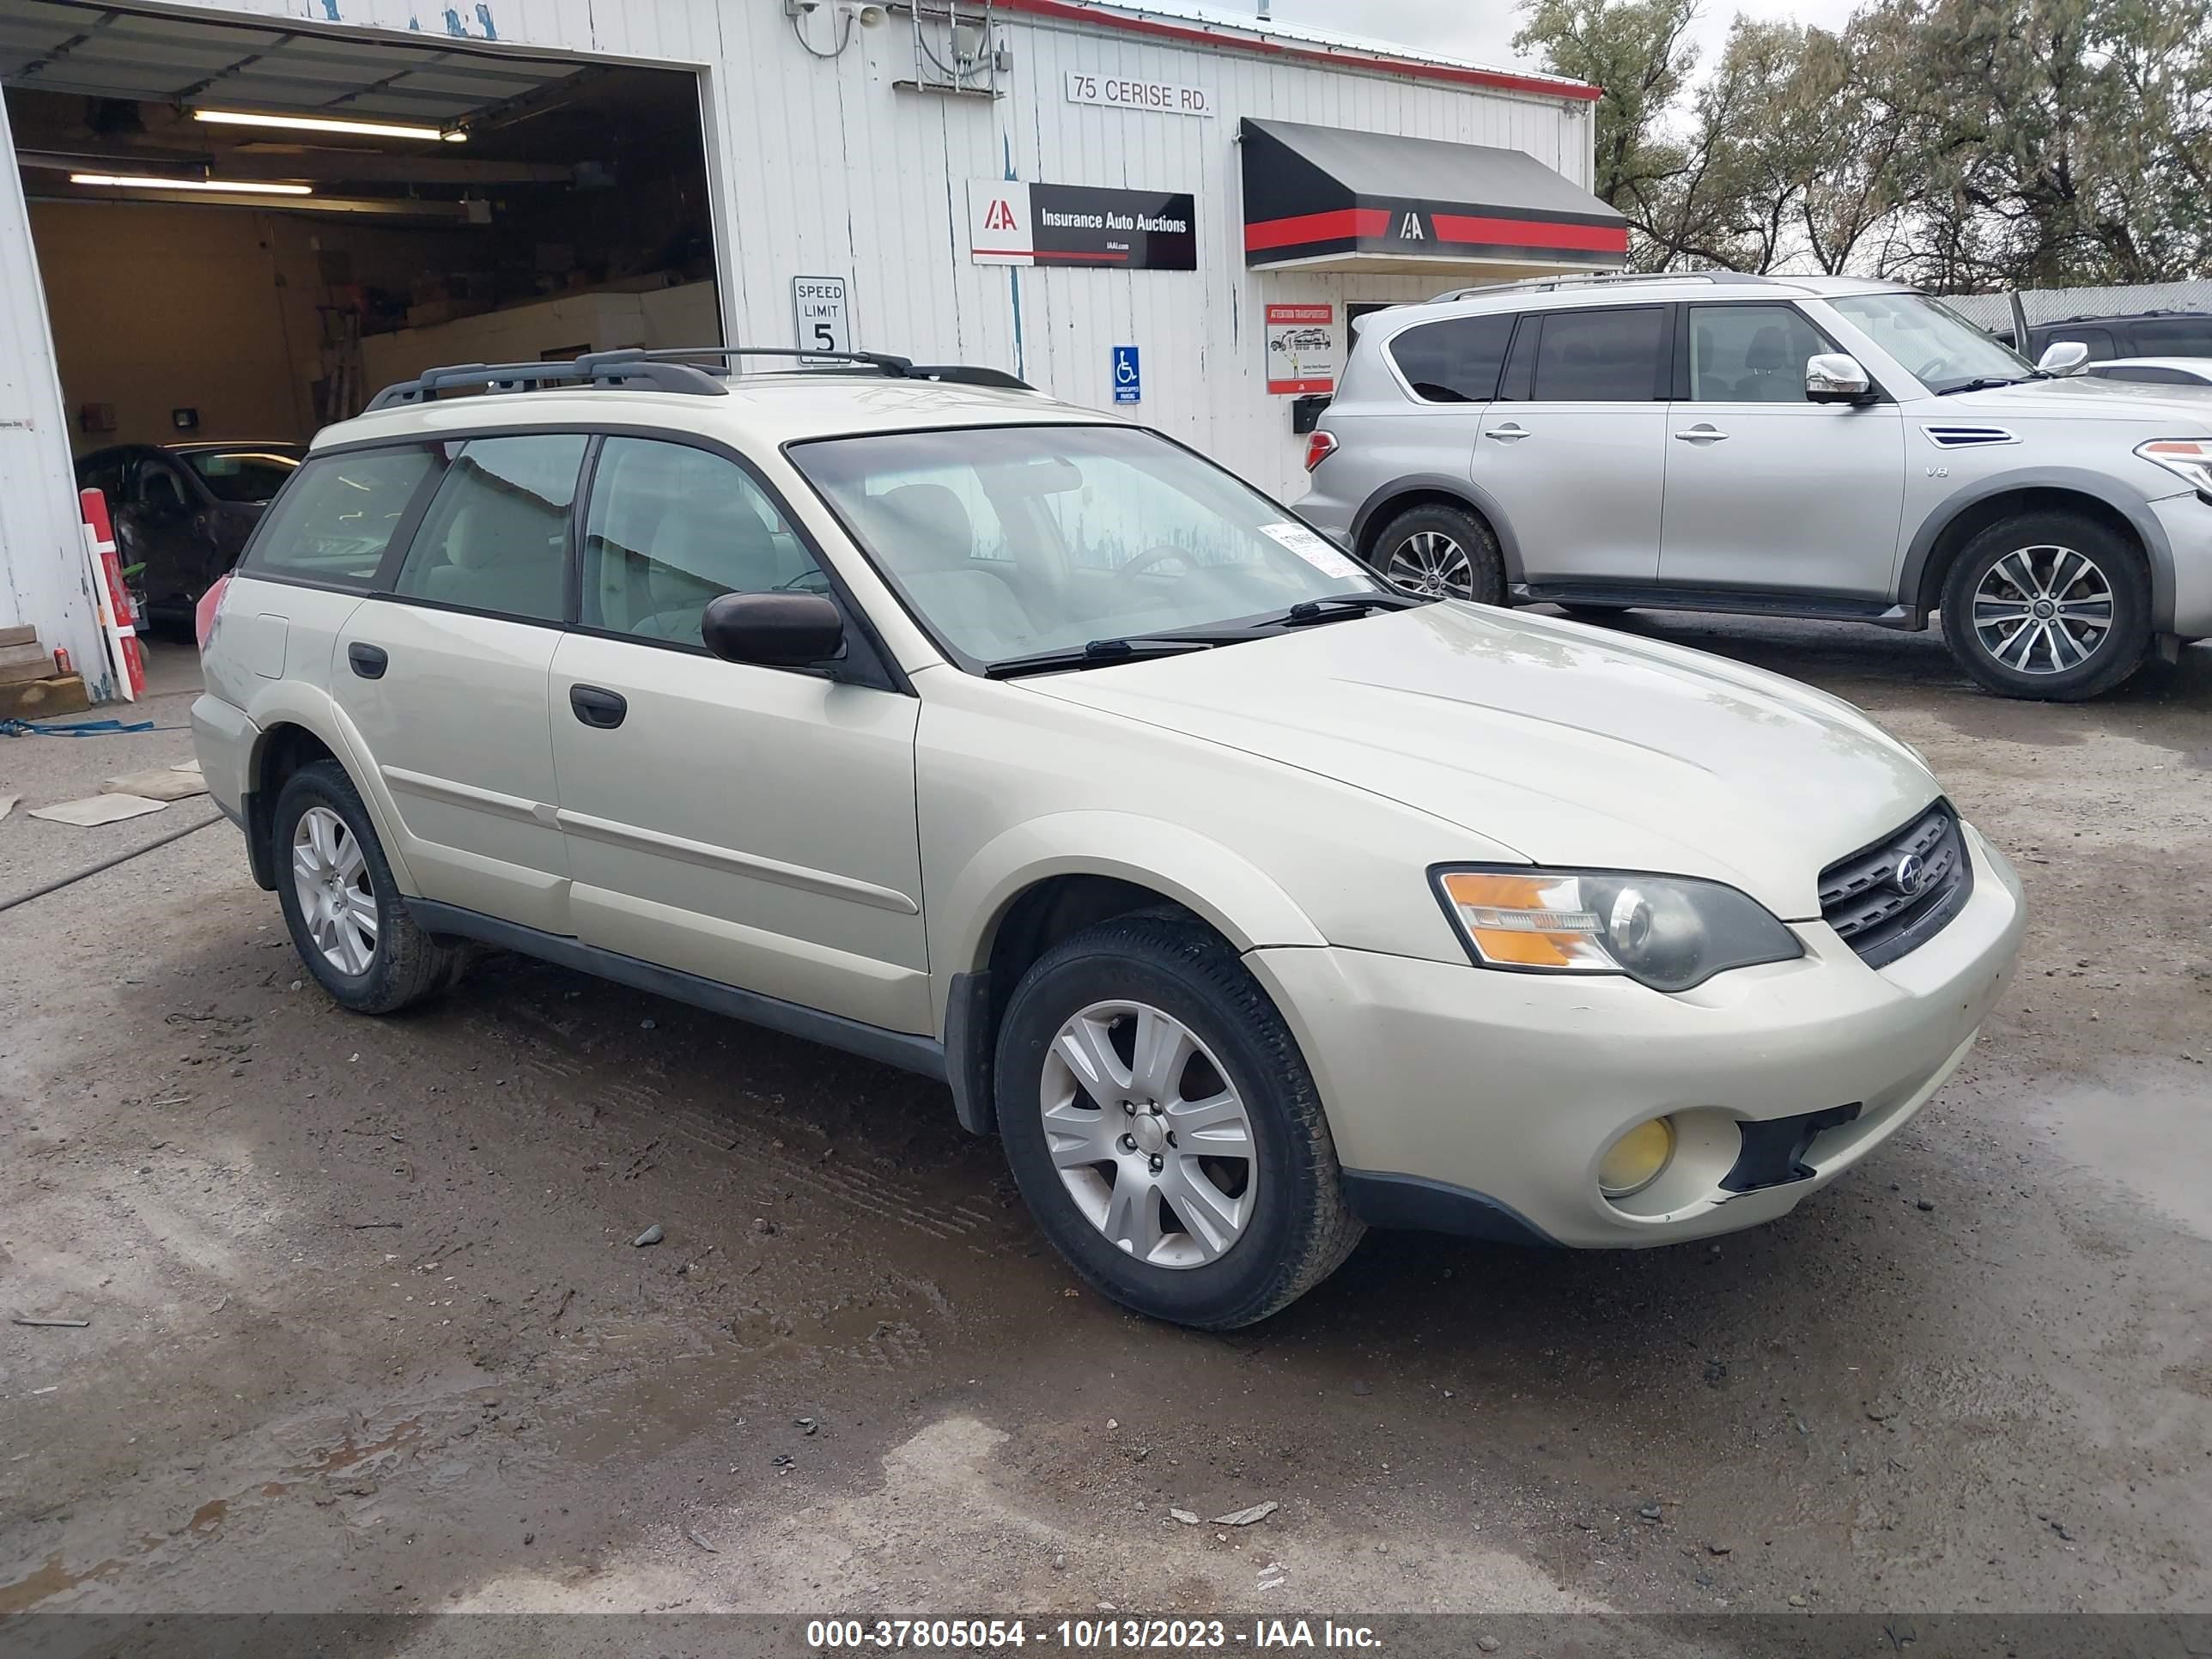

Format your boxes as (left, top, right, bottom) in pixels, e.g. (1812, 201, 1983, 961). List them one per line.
(1430, 270, 1776, 302)
(365, 345, 1033, 410)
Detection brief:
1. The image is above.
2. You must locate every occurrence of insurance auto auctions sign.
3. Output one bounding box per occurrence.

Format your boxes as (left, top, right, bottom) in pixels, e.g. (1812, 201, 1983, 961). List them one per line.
(1265, 303, 1339, 394)
(968, 180, 1197, 270)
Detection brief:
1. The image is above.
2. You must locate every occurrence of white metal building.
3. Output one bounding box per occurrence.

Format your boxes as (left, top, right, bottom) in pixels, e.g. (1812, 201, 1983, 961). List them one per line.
(0, 0, 1614, 696)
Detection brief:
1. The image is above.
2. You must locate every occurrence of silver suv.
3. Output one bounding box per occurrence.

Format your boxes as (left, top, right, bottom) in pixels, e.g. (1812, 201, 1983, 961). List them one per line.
(1298, 273, 2212, 701)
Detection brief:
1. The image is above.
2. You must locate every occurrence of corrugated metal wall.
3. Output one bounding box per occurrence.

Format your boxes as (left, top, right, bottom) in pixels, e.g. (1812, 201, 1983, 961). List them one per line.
(0, 88, 103, 691)
(0, 0, 1595, 678)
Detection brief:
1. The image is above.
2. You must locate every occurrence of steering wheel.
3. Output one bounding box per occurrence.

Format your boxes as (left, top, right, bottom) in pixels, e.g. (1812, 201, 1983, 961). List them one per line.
(1115, 545, 1193, 584)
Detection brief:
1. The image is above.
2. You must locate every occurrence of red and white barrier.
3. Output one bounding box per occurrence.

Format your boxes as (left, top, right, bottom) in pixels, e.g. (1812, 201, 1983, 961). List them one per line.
(78, 487, 144, 702)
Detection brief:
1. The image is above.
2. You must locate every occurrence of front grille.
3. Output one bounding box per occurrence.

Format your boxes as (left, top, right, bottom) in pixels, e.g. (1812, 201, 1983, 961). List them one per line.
(1818, 802, 1974, 969)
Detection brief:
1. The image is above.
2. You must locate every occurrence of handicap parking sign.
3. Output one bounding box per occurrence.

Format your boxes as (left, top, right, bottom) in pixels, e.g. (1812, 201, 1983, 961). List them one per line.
(1112, 345, 1141, 404)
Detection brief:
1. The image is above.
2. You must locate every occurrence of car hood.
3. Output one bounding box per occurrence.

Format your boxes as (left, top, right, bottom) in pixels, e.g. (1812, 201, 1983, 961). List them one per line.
(1024, 604, 1942, 920)
(1937, 374, 2212, 425)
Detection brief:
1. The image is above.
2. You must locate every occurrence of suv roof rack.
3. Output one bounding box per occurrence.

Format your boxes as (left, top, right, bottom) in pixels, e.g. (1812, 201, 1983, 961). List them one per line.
(1429, 270, 1778, 303)
(364, 345, 1032, 411)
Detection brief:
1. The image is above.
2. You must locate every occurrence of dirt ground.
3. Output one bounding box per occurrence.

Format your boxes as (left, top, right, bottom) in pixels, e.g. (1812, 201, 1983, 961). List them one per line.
(3, 624, 2209, 1631)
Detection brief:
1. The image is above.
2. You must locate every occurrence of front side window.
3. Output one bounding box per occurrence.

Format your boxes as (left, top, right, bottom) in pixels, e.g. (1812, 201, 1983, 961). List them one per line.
(1687, 305, 1833, 403)
(1828, 292, 2034, 392)
(581, 437, 827, 647)
(241, 447, 439, 588)
(2041, 326, 2116, 362)
(1389, 314, 1516, 403)
(1529, 307, 1668, 402)
(183, 447, 302, 503)
(393, 433, 586, 622)
(789, 424, 1378, 668)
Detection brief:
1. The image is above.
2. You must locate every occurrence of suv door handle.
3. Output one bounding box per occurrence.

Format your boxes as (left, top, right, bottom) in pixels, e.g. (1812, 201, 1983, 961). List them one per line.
(1674, 424, 1729, 442)
(1485, 423, 1530, 442)
(568, 684, 628, 729)
(347, 642, 388, 679)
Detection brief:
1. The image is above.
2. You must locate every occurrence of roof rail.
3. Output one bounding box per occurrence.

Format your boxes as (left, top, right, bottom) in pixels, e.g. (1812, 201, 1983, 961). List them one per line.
(1430, 270, 1776, 303)
(364, 345, 1033, 411)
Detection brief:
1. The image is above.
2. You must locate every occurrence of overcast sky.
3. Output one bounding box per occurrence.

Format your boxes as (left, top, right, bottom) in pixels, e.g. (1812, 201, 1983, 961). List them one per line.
(1271, 0, 1861, 74)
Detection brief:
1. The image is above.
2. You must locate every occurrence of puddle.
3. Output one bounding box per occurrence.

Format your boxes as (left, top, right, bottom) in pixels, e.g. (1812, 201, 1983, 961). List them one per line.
(2026, 1072, 2212, 1238)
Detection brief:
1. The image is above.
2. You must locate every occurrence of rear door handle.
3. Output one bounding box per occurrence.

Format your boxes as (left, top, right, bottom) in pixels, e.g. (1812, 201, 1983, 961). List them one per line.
(1674, 424, 1729, 442)
(347, 642, 388, 679)
(569, 684, 628, 729)
(1485, 423, 1530, 442)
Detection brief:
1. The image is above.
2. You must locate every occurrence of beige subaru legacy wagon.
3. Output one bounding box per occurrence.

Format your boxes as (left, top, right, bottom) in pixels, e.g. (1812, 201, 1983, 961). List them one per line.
(191, 348, 2026, 1329)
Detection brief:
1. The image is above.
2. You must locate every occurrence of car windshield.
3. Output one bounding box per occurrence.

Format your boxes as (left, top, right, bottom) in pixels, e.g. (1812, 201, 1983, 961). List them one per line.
(787, 424, 1381, 670)
(1826, 292, 2037, 393)
(181, 447, 303, 503)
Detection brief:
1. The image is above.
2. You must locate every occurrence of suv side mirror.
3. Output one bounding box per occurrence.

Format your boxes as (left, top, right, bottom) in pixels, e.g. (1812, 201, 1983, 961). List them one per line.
(702, 591, 847, 667)
(1806, 353, 1874, 404)
(2037, 340, 2090, 375)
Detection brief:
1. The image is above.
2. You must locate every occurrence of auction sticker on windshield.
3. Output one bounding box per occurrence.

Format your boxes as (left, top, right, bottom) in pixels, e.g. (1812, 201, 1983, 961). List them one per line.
(1259, 520, 1364, 580)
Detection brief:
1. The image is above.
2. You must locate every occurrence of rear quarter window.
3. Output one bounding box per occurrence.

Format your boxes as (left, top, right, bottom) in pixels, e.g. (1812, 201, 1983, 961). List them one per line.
(1388, 314, 1516, 403)
(240, 447, 440, 588)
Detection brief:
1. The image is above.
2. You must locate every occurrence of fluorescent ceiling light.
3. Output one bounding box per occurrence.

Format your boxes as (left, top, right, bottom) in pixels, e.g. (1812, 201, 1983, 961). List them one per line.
(193, 108, 466, 143)
(70, 173, 314, 196)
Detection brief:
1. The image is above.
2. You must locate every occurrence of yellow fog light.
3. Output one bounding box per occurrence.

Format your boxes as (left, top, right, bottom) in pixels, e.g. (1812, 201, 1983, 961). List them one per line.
(1599, 1116, 1676, 1198)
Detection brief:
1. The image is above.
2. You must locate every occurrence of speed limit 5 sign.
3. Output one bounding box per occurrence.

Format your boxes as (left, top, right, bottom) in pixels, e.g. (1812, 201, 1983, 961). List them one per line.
(793, 276, 852, 354)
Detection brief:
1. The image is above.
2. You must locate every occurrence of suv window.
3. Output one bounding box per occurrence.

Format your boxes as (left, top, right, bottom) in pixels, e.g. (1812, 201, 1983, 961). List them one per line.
(1528, 307, 1668, 402)
(581, 437, 826, 647)
(393, 433, 587, 622)
(1687, 305, 1831, 402)
(1389, 314, 1515, 403)
(2130, 317, 2212, 356)
(242, 447, 440, 588)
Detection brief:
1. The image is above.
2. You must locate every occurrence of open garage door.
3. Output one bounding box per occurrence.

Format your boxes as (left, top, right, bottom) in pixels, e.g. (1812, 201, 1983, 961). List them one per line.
(2, 0, 720, 628)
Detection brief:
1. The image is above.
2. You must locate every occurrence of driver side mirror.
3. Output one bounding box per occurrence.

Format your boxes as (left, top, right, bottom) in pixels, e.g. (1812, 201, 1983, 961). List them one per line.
(702, 591, 847, 667)
(1806, 353, 1875, 405)
(2037, 340, 2090, 375)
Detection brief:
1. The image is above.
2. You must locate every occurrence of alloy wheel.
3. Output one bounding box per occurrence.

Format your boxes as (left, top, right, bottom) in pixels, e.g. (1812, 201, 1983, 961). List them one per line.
(1381, 531, 1474, 599)
(1972, 545, 2114, 676)
(1039, 1000, 1258, 1269)
(292, 805, 379, 975)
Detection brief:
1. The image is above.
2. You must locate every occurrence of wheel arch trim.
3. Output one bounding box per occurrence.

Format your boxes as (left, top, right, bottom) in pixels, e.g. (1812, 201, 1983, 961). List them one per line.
(241, 684, 420, 897)
(1350, 475, 1525, 582)
(1903, 470, 2176, 627)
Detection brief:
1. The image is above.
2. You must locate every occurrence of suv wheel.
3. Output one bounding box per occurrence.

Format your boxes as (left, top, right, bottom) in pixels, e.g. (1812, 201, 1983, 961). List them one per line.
(274, 760, 464, 1014)
(1941, 512, 2150, 701)
(994, 915, 1363, 1329)
(1370, 503, 1505, 604)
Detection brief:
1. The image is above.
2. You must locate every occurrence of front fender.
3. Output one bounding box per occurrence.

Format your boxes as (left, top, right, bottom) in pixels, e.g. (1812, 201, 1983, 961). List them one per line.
(1902, 465, 2179, 625)
(931, 811, 1327, 1030)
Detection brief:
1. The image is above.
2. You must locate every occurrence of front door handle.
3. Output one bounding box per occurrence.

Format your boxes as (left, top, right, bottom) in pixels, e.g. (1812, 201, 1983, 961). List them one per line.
(1674, 424, 1729, 442)
(569, 684, 628, 729)
(347, 642, 388, 679)
(1485, 423, 1530, 442)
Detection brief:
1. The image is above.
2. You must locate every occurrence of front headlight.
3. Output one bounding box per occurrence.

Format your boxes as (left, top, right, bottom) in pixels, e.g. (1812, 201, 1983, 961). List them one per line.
(1431, 867, 1802, 994)
(2136, 438, 2212, 493)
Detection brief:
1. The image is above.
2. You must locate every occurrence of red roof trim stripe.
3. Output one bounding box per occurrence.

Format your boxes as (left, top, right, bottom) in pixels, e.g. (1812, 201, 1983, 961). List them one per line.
(1243, 207, 1393, 252)
(1431, 212, 1629, 253)
(991, 0, 1606, 102)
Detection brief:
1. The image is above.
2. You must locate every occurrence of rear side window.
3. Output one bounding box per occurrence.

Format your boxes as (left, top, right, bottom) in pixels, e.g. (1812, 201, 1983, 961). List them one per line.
(241, 447, 439, 588)
(393, 433, 587, 623)
(1389, 315, 1516, 403)
(2130, 318, 2212, 356)
(2039, 326, 2116, 362)
(1530, 307, 1669, 402)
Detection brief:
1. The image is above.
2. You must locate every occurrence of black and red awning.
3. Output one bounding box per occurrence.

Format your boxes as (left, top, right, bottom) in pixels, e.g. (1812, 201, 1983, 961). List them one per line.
(1241, 117, 1628, 271)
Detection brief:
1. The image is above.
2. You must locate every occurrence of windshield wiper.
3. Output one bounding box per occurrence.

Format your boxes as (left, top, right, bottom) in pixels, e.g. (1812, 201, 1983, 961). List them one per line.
(986, 637, 1223, 680)
(1279, 592, 1431, 626)
(1935, 376, 2029, 396)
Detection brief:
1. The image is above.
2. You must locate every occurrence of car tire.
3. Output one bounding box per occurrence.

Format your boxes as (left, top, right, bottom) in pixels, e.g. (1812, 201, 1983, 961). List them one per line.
(994, 914, 1364, 1330)
(1940, 512, 2150, 701)
(1369, 503, 1506, 604)
(273, 760, 464, 1015)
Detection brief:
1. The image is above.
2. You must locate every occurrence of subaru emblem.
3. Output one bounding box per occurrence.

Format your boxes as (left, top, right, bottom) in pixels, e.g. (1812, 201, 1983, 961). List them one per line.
(1893, 854, 1927, 897)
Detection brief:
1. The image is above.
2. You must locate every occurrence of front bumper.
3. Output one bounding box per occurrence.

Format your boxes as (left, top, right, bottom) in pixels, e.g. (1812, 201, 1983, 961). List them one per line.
(2148, 492, 2212, 636)
(1248, 823, 2026, 1249)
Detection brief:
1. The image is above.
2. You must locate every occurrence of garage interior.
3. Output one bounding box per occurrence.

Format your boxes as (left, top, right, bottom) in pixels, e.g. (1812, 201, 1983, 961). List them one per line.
(2, 0, 721, 456)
